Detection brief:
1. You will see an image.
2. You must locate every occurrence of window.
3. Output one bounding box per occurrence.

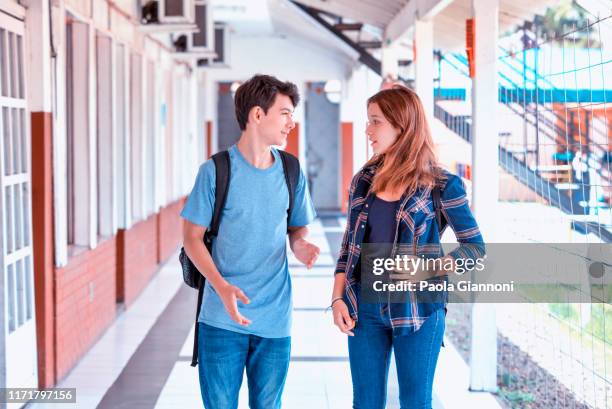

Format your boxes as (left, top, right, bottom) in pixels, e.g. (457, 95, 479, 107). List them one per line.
(115, 43, 128, 228)
(130, 53, 144, 221)
(165, 70, 174, 204)
(65, 19, 92, 248)
(145, 60, 156, 215)
(96, 33, 113, 237)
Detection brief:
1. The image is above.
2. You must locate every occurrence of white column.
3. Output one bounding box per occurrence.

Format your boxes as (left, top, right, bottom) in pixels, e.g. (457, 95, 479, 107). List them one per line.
(296, 82, 307, 166)
(344, 65, 379, 171)
(196, 70, 207, 165)
(381, 40, 399, 81)
(469, 0, 499, 393)
(27, 0, 52, 112)
(203, 72, 218, 155)
(187, 71, 199, 192)
(414, 19, 434, 123)
(28, 0, 69, 266)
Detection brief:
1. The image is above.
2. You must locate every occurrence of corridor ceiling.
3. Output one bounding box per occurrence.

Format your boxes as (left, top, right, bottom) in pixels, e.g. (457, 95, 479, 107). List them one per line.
(292, 0, 560, 52)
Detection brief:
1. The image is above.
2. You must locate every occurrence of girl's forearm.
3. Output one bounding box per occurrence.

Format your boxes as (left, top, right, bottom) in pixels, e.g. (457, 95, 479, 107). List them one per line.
(332, 272, 346, 299)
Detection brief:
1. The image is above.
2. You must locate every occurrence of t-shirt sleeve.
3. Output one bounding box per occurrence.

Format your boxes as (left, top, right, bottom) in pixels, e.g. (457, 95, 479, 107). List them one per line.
(180, 160, 216, 228)
(288, 167, 317, 227)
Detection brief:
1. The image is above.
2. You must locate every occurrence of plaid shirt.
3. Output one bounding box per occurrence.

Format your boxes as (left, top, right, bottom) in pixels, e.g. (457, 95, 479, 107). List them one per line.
(335, 163, 485, 335)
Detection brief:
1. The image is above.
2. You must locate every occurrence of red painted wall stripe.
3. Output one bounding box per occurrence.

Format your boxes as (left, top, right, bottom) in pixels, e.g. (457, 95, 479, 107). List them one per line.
(285, 122, 300, 158)
(31, 111, 56, 388)
(206, 121, 213, 159)
(341, 122, 353, 213)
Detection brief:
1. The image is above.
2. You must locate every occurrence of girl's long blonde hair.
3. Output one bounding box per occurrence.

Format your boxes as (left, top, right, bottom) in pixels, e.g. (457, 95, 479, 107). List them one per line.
(366, 85, 443, 196)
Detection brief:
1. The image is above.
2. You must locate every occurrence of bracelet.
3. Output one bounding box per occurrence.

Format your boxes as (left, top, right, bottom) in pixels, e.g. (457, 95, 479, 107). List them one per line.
(325, 297, 344, 313)
(330, 297, 344, 308)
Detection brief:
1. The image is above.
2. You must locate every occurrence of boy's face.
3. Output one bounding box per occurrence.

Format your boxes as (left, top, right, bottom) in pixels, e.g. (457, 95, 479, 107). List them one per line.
(254, 94, 296, 146)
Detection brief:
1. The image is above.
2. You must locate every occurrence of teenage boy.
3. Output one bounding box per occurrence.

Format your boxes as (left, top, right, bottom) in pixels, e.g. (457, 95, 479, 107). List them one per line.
(181, 74, 319, 409)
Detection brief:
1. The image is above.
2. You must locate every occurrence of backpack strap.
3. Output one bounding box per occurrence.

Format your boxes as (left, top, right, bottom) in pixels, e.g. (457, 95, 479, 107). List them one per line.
(191, 150, 230, 367)
(278, 150, 300, 226)
(209, 151, 231, 237)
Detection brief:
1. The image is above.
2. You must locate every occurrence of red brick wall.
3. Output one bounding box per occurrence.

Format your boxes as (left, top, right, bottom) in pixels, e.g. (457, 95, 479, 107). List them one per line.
(158, 198, 186, 263)
(116, 214, 159, 306)
(54, 238, 117, 381)
(35, 158, 186, 385)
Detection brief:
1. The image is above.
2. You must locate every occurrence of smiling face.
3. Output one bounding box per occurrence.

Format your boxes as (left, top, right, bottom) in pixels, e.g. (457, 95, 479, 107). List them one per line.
(253, 94, 296, 146)
(366, 102, 400, 155)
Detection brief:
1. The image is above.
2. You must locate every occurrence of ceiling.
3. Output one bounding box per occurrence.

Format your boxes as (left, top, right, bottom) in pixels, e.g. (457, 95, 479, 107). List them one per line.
(291, 0, 561, 52)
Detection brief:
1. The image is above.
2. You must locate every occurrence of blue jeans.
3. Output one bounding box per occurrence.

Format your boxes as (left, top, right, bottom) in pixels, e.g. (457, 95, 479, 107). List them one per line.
(197, 322, 291, 409)
(348, 300, 445, 409)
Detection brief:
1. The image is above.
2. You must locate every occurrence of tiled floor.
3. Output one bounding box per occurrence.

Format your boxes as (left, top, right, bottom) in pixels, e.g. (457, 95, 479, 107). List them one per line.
(27, 218, 501, 409)
(27, 253, 185, 409)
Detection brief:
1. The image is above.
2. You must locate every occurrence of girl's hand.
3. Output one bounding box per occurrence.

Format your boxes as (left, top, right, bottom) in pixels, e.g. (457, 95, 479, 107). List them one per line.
(332, 300, 355, 336)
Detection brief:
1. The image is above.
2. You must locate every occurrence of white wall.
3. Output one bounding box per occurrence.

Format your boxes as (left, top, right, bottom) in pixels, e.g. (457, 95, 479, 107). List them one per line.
(201, 33, 356, 167)
(205, 34, 354, 86)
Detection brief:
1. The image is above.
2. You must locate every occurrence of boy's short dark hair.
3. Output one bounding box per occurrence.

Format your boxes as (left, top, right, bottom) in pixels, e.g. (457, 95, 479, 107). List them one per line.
(234, 74, 300, 131)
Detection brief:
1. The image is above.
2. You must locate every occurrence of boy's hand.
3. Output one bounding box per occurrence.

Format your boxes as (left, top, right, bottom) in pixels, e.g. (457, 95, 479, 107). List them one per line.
(292, 238, 320, 269)
(216, 282, 251, 326)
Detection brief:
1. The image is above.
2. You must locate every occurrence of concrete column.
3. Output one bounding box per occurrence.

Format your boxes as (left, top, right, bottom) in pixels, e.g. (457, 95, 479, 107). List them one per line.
(296, 82, 307, 166)
(202, 72, 218, 155)
(196, 70, 206, 164)
(381, 40, 399, 81)
(344, 65, 380, 171)
(414, 19, 434, 123)
(469, 0, 499, 393)
(26, 0, 56, 388)
(187, 71, 199, 189)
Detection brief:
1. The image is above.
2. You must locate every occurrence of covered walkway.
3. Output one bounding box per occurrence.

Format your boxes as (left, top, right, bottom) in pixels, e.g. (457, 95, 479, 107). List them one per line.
(0, 0, 610, 408)
(28, 219, 500, 409)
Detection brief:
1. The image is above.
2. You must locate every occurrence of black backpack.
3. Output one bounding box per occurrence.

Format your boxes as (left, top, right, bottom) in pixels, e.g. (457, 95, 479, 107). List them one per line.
(179, 149, 301, 367)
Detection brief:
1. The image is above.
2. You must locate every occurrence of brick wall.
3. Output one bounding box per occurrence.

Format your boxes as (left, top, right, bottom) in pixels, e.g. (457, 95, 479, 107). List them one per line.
(116, 214, 159, 307)
(158, 198, 186, 263)
(54, 238, 117, 381)
(47, 197, 186, 384)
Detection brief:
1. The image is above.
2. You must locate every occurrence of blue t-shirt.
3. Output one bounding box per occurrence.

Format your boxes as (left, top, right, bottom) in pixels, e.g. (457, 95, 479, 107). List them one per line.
(180, 145, 316, 338)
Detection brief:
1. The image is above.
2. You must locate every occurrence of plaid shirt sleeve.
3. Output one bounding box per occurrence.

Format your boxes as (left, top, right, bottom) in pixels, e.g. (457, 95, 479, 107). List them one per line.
(334, 171, 362, 275)
(334, 223, 350, 275)
(440, 174, 486, 261)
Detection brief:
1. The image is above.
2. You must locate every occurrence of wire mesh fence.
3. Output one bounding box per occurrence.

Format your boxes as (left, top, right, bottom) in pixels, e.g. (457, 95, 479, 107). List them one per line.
(497, 13, 611, 240)
(434, 6, 611, 408)
(494, 12, 611, 409)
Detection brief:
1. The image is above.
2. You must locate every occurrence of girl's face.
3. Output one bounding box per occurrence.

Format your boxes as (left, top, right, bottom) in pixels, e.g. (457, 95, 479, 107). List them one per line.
(366, 102, 400, 155)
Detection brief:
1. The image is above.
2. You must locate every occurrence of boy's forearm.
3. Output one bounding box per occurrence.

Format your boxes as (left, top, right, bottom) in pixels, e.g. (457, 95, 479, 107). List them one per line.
(183, 237, 227, 291)
(288, 226, 309, 250)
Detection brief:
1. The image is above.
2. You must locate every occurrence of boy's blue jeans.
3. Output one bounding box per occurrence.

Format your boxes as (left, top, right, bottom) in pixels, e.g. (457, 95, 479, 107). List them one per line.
(348, 300, 445, 409)
(197, 322, 291, 409)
